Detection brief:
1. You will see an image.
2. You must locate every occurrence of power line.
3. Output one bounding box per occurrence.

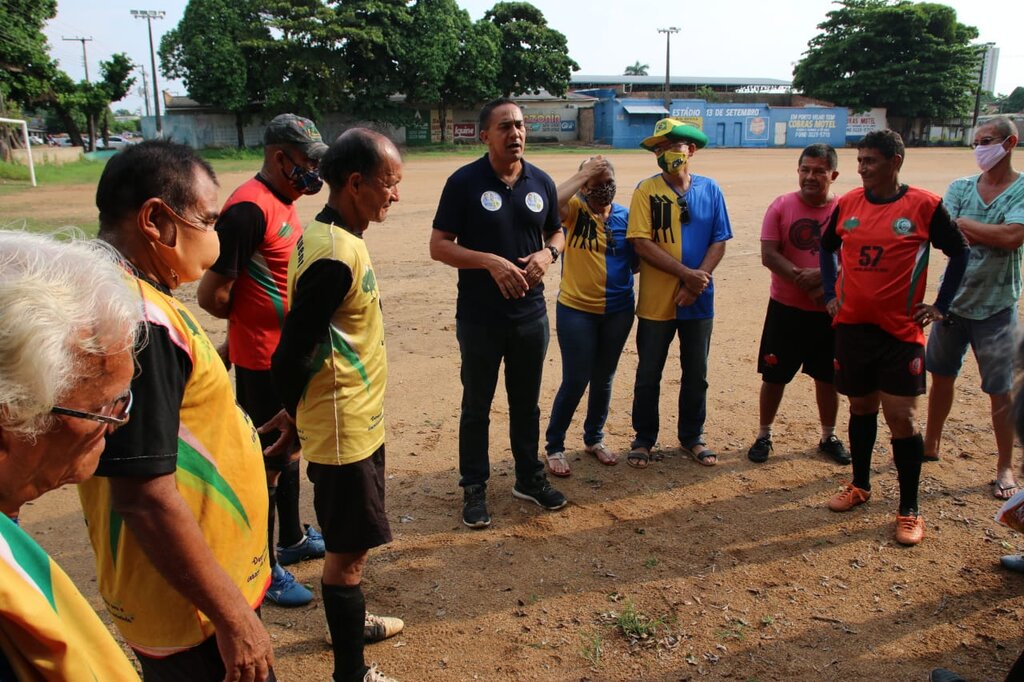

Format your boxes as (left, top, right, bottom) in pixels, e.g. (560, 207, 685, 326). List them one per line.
(61, 36, 92, 82)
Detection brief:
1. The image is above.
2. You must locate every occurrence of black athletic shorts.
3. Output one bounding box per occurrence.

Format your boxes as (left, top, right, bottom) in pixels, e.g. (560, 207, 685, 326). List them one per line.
(235, 365, 299, 471)
(307, 446, 392, 554)
(756, 298, 836, 384)
(833, 323, 926, 397)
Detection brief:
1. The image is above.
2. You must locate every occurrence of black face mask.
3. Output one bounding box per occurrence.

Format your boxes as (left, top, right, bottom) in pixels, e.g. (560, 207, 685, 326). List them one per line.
(584, 181, 616, 206)
(283, 153, 323, 195)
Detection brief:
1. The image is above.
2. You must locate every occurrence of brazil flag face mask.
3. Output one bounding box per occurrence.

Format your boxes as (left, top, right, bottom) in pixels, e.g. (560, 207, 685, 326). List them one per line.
(657, 149, 688, 175)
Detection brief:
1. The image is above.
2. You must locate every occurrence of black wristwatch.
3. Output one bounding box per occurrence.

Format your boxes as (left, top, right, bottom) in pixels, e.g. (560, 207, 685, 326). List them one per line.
(547, 245, 559, 262)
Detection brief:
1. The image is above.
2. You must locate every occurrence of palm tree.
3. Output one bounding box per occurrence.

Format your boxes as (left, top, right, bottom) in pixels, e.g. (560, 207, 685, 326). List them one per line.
(624, 61, 649, 76)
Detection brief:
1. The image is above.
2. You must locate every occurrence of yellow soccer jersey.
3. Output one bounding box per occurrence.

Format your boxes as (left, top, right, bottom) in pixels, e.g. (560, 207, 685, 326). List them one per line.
(0, 514, 140, 681)
(558, 195, 634, 315)
(288, 219, 387, 465)
(78, 278, 270, 657)
(627, 174, 732, 321)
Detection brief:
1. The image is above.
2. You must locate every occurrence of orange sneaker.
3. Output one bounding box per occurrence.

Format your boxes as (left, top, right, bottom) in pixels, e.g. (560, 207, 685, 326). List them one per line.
(828, 483, 871, 512)
(895, 512, 925, 545)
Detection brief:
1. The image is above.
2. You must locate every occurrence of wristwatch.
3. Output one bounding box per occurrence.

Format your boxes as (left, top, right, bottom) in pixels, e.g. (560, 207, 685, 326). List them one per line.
(547, 245, 559, 262)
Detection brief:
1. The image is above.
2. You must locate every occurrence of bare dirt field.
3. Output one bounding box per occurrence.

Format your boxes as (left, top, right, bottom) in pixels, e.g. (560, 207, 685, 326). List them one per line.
(5, 147, 1024, 681)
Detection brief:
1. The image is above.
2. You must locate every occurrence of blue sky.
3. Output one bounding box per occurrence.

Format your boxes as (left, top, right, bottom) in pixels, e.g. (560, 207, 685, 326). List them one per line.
(43, 0, 1023, 116)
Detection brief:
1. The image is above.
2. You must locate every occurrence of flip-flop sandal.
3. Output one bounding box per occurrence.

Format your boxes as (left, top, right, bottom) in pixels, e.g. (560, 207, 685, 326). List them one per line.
(545, 451, 571, 478)
(585, 442, 619, 466)
(922, 453, 940, 462)
(991, 479, 1021, 500)
(627, 447, 651, 469)
(683, 445, 717, 467)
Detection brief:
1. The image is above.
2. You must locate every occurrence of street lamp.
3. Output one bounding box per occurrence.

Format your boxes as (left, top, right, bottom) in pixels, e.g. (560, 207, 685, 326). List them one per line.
(657, 27, 679, 112)
(131, 9, 165, 137)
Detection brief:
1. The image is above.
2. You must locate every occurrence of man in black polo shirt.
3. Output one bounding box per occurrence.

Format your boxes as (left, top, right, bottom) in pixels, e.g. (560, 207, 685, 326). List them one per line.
(430, 97, 568, 528)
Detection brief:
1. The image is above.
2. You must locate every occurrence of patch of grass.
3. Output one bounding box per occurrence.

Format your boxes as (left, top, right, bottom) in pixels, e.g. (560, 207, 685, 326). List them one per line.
(0, 158, 108, 186)
(614, 601, 663, 639)
(580, 629, 603, 667)
(643, 557, 659, 569)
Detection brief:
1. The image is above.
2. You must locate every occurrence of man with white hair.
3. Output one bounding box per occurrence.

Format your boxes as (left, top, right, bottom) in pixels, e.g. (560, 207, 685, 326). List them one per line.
(0, 230, 141, 680)
(924, 116, 1024, 503)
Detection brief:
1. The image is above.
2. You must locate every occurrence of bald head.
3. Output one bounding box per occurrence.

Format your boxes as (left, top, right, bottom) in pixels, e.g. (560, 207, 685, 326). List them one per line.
(319, 128, 400, 191)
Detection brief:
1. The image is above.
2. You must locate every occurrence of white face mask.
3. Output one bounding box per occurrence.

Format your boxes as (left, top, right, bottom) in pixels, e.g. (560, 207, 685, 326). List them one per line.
(974, 141, 1009, 172)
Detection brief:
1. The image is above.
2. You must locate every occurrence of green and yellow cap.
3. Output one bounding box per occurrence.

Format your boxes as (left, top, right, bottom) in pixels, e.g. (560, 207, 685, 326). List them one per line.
(640, 117, 708, 151)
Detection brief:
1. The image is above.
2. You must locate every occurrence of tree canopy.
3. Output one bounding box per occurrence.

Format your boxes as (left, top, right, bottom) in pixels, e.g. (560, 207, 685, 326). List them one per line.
(483, 2, 579, 97)
(624, 62, 648, 76)
(1002, 87, 1024, 114)
(161, 0, 272, 146)
(792, 0, 980, 120)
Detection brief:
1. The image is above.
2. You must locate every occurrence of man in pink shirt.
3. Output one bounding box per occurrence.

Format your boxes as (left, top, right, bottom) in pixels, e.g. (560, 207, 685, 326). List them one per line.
(747, 144, 850, 465)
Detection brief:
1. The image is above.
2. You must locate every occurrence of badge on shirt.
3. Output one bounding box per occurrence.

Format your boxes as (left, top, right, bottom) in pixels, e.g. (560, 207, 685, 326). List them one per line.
(525, 192, 544, 213)
(481, 191, 502, 212)
(892, 217, 915, 235)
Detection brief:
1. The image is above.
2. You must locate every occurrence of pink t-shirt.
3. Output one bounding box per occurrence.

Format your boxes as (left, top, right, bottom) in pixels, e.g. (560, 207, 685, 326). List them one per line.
(760, 191, 837, 312)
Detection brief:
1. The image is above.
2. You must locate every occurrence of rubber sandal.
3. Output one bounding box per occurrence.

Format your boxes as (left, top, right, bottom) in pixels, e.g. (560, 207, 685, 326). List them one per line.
(682, 445, 717, 466)
(545, 451, 571, 478)
(992, 479, 1021, 500)
(922, 453, 940, 462)
(627, 447, 650, 469)
(585, 442, 619, 466)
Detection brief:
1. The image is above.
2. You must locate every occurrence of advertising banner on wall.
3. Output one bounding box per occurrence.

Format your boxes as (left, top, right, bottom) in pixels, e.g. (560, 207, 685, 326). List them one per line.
(453, 122, 477, 140)
(786, 110, 840, 142)
(846, 108, 887, 142)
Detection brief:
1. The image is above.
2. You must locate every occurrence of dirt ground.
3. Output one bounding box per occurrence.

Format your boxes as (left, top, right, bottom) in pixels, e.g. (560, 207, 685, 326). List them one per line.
(6, 147, 1024, 682)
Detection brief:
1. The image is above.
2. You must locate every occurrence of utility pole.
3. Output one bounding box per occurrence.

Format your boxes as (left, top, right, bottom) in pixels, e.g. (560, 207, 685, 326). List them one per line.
(63, 36, 95, 150)
(135, 63, 151, 117)
(131, 10, 165, 137)
(657, 27, 679, 113)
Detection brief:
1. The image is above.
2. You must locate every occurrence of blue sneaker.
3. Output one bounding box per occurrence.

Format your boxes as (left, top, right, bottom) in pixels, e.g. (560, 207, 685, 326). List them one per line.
(276, 524, 326, 566)
(265, 563, 313, 607)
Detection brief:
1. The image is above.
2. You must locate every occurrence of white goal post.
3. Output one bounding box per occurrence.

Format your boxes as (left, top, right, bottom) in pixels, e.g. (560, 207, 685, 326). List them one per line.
(0, 117, 36, 187)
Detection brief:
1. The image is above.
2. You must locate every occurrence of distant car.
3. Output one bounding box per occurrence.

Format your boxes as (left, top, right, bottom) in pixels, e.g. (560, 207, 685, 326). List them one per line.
(28, 135, 44, 145)
(96, 135, 134, 150)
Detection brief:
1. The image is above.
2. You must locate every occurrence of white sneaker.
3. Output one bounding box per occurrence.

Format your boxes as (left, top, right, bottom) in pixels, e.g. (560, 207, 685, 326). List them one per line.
(363, 663, 398, 682)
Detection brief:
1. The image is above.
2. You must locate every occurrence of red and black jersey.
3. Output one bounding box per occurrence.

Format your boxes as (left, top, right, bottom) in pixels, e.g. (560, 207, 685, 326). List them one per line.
(821, 185, 966, 345)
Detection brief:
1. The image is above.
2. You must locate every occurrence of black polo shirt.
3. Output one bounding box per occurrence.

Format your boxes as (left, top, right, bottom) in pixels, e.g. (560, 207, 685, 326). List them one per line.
(433, 154, 560, 324)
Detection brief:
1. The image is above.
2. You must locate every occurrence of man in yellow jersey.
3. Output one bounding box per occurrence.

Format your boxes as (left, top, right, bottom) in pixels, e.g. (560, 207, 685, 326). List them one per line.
(272, 128, 403, 682)
(81, 140, 275, 681)
(0, 230, 142, 681)
(627, 118, 732, 468)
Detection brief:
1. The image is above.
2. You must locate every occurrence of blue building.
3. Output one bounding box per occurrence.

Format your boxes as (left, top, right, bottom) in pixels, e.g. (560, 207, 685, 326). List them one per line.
(583, 92, 847, 149)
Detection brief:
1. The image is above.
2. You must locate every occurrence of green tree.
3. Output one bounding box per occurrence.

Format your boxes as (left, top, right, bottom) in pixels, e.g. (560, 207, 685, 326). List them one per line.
(400, 0, 500, 141)
(793, 0, 980, 124)
(257, 0, 410, 121)
(483, 2, 579, 97)
(1002, 87, 1024, 113)
(624, 61, 648, 76)
(161, 0, 272, 148)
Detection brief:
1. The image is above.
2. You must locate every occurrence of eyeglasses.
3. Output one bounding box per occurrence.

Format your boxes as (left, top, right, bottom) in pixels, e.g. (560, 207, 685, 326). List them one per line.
(163, 203, 217, 233)
(52, 390, 133, 430)
(677, 196, 691, 225)
(971, 136, 1007, 149)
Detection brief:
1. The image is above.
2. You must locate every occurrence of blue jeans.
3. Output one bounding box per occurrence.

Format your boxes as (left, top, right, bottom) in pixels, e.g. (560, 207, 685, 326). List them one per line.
(545, 303, 635, 454)
(631, 317, 714, 450)
(456, 316, 549, 487)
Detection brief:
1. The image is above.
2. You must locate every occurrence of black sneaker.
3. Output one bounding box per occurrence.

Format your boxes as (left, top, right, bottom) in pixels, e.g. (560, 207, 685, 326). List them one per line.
(819, 435, 851, 465)
(512, 477, 568, 511)
(747, 436, 773, 463)
(462, 484, 491, 529)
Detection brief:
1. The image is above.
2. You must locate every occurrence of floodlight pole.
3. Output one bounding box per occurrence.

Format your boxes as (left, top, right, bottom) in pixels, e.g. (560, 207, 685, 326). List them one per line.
(131, 10, 165, 137)
(658, 27, 679, 112)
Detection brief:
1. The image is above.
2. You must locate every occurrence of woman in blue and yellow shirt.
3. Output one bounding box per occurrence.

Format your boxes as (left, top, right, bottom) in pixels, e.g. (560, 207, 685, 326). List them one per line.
(544, 157, 636, 476)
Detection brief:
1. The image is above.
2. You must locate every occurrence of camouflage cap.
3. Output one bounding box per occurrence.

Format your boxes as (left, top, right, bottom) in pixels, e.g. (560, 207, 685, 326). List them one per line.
(640, 117, 709, 151)
(264, 113, 329, 160)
